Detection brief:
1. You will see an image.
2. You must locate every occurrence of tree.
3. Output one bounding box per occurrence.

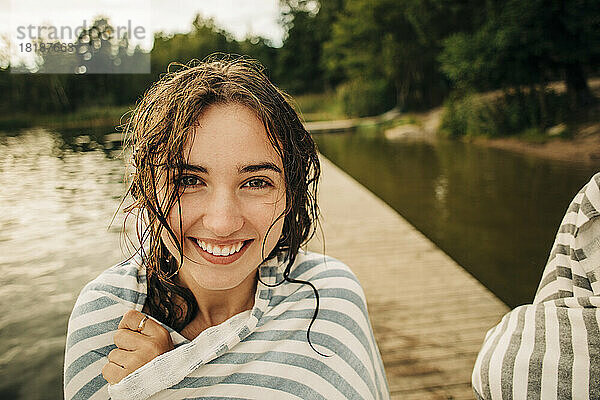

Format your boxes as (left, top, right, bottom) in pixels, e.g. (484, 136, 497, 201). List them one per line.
(275, 0, 345, 93)
(151, 14, 240, 74)
(324, 0, 487, 112)
(440, 0, 599, 111)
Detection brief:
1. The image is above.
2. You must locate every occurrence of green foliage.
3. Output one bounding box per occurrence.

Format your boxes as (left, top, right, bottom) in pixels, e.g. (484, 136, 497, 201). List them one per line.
(275, 0, 345, 93)
(336, 78, 395, 117)
(439, 90, 570, 138)
(0, 105, 130, 130)
(439, 29, 497, 92)
(0, 115, 34, 131)
(274, 10, 324, 93)
(324, 0, 487, 111)
(439, 0, 599, 109)
(291, 92, 345, 121)
(439, 0, 599, 137)
(150, 15, 240, 74)
(3, 0, 598, 126)
(1, 15, 277, 116)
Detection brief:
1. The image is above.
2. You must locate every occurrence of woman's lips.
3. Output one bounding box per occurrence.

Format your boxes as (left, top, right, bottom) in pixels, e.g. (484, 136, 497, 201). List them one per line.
(191, 239, 253, 265)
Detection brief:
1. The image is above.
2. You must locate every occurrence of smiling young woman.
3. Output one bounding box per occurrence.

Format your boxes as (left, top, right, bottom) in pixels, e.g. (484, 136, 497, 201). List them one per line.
(63, 56, 390, 400)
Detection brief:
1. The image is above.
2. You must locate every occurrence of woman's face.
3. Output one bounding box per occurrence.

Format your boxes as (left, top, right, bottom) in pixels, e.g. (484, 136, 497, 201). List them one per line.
(160, 102, 286, 291)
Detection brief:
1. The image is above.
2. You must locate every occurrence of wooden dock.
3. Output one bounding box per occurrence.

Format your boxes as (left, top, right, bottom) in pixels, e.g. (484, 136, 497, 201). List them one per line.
(306, 156, 509, 399)
(303, 108, 401, 134)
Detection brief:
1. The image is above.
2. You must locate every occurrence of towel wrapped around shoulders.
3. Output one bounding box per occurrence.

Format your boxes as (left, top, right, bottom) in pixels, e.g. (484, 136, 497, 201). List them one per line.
(472, 173, 600, 399)
(64, 249, 390, 400)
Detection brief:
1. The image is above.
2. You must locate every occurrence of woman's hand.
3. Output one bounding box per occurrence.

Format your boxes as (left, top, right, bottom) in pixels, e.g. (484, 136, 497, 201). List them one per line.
(102, 310, 174, 385)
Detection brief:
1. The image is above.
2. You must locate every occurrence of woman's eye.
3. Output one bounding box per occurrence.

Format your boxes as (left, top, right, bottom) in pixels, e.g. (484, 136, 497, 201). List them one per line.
(244, 178, 272, 190)
(178, 176, 202, 187)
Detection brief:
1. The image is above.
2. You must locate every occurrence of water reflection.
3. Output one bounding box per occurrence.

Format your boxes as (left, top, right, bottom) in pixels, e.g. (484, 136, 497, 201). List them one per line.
(54, 125, 124, 156)
(0, 128, 127, 399)
(314, 130, 600, 308)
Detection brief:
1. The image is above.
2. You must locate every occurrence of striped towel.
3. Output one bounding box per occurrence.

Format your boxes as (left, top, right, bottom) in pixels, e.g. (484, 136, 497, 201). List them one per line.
(472, 173, 600, 399)
(64, 249, 390, 400)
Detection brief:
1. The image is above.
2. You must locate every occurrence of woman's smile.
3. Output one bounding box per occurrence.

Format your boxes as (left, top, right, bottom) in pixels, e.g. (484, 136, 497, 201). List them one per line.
(190, 238, 254, 265)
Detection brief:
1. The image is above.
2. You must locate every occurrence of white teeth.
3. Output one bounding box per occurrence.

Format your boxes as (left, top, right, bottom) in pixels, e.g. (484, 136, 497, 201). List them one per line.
(197, 240, 245, 256)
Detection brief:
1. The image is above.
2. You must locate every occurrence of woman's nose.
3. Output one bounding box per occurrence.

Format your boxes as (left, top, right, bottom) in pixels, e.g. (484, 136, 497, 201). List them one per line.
(202, 189, 244, 237)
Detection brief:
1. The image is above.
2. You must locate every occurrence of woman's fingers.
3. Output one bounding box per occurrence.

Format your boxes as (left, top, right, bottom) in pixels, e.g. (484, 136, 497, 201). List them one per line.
(102, 360, 127, 385)
(118, 309, 169, 339)
(113, 328, 140, 351)
(104, 309, 176, 385)
(107, 348, 130, 369)
(118, 309, 148, 332)
(117, 310, 173, 354)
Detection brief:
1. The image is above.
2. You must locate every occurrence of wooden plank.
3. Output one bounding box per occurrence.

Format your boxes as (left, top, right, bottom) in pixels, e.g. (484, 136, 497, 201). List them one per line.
(306, 155, 509, 399)
(304, 108, 401, 134)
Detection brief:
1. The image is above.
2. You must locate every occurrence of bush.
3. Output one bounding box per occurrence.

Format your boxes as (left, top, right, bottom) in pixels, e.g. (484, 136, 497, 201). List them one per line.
(336, 78, 395, 117)
(439, 90, 569, 138)
(290, 92, 345, 121)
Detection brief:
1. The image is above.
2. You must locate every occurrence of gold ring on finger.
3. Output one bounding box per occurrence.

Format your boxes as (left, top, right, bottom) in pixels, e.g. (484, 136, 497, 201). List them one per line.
(137, 315, 148, 332)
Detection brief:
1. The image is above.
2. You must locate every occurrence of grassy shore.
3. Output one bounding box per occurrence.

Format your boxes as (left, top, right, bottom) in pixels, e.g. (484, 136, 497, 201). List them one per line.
(0, 92, 347, 131)
(0, 105, 132, 131)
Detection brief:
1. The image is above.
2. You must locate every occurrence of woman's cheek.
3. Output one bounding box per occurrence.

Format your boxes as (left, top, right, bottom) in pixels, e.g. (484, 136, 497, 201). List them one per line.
(170, 196, 197, 231)
(253, 194, 285, 228)
(261, 199, 286, 243)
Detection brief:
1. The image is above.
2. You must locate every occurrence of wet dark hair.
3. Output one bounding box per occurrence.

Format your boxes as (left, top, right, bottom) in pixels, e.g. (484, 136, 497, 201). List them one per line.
(121, 55, 324, 353)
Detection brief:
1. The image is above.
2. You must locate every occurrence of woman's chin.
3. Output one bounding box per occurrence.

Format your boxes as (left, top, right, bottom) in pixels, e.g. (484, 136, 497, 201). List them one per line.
(182, 263, 259, 292)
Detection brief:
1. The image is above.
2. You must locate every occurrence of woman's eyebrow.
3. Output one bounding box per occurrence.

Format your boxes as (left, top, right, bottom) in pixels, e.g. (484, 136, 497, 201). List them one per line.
(181, 164, 208, 173)
(238, 162, 282, 174)
(180, 162, 282, 174)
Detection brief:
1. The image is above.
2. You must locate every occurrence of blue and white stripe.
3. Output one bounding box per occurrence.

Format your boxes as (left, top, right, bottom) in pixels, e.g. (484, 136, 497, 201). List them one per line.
(472, 173, 600, 399)
(64, 250, 390, 399)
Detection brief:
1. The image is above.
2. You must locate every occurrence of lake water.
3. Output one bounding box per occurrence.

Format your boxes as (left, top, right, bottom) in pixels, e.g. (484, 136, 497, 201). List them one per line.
(1, 126, 599, 399)
(313, 130, 600, 307)
(0, 128, 127, 399)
